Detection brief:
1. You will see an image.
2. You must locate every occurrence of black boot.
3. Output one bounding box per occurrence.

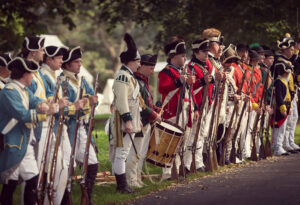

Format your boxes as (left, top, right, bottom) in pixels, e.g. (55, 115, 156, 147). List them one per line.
(115, 173, 134, 194)
(86, 164, 98, 205)
(0, 180, 18, 205)
(61, 189, 70, 205)
(24, 175, 38, 205)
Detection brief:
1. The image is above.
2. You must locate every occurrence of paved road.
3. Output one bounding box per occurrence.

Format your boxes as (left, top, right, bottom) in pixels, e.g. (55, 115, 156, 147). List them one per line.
(133, 154, 300, 205)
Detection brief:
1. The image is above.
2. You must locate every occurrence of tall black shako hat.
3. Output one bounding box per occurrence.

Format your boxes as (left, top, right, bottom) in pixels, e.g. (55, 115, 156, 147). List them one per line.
(0, 54, 12, 67)
(120, 33, 141, 64)
(192, 38, 210, 51)
(277, 33, 295, 49)
(45, 46, 69, 58)
(164, 36, 186, 56)
(22, 36, 45, 51)
(8, 57, 39, 72)
(141, 54, 158, 66)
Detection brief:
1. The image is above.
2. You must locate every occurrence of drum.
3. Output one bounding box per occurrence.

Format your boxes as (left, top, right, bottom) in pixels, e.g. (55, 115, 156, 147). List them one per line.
(146, 120, 184, 168)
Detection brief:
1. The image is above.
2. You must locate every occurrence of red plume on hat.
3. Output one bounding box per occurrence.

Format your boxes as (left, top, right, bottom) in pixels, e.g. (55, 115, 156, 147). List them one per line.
(120, 33, 141, 63)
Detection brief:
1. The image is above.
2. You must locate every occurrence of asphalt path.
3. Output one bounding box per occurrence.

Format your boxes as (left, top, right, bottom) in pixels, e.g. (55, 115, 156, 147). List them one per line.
(133, 154, 300, 205)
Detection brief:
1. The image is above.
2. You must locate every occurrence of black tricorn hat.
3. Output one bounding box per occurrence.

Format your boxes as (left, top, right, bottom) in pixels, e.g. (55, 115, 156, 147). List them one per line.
(63, 46, 82, 64)
(0, 54, 12, 67)
(45, 46, 69, 58)
(251, 46, 265, 54)
(277, 33, 295, 49)
(164, 37, 186, 56)
(249, 50, 261, 61)
(8, 57, 39, 72)
(221, 44, 240, 64)
(120, 33, 141, 64)
(192, 38, 210, 51)
(261, 45, 274, 57)
(141, 54, 158, 66)
(236, 44, 249, 52)
(22, 36, 45, 51)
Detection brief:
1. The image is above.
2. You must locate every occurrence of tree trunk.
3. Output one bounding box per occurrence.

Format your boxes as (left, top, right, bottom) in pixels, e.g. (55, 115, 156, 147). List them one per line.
(96, 21, 133, 73)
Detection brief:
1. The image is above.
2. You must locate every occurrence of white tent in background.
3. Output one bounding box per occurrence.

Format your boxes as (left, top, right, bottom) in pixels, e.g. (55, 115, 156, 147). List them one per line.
(40, 34, 94, 86)
(95, 79, 114, 114)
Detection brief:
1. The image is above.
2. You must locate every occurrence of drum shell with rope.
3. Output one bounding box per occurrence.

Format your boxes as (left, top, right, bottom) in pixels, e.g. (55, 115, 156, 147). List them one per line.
(146, 120, 184, 168)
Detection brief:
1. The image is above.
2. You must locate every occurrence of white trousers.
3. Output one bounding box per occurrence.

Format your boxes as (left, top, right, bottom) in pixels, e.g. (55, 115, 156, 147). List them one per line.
(284, 97, 299, 150)
(113, 133, 136, 175)
(75, 123, 98, 165)
(273, 119, 288, 155)
(126, 124, 151, 186)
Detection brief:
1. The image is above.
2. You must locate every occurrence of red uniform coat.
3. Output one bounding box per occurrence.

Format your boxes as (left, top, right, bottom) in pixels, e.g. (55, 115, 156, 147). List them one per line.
(188, 58, 216, 107)
(158, 64, 197, 125)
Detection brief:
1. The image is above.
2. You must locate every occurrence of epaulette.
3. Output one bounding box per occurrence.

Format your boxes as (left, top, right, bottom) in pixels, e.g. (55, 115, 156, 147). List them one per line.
(6, 84, 14, 90)
(165, 65, 170, 69)
(116, 74, 129, 83)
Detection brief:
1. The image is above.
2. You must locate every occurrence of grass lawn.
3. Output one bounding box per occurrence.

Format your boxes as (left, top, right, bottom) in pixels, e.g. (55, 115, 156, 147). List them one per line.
(3, 119, 300, 205)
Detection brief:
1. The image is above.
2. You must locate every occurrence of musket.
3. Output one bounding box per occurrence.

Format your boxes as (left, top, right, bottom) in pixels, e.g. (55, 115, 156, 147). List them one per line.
(47, 77, 69, 205)
(179, 67, 194, 178)
(36, 77, 62, 205)
(230, 65, 255, 163)
(204, 73, 221, 172)
(66, 76, 85, 205)
(250, 69, 270, 161)
(80, 73, 99, 205)
(264, 86, 275, 157)
(220, 68, 246, 166)
(258, 70, 272, 159)
(171, 65, 186, 180)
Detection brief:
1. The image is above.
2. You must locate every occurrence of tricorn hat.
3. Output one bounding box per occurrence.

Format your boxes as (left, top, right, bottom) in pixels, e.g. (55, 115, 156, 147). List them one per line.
(261, 45, 274, 57)
(45, 46, 69, 58)
(8, 57, 39, 72)
(249, 50, 261, 61)
(277, 33, 295, 49)
(0, 54, 12, 67)
(236, 44, 249, 52)
(141, 54, 158, 66)
(202, 28, 224, 45)
(276, 62, 292, 74)
(22, 36, 45, 51)
(120, 33, 141, 64)
(164, 36, 186, 56)
(63, 46, 82, 64)
(221, 44, 240, 64)
(192, 38, 210, 51)
(251, 45, 265, 54)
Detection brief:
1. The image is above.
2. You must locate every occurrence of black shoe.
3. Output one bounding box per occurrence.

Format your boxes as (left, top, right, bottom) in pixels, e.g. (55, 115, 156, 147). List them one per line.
(115, 174, 134, 194)
(281, 152, 289, 156)
(288, 150, 298, 154)
(225, 159, 231, 165)
(197, 167, 205, 172)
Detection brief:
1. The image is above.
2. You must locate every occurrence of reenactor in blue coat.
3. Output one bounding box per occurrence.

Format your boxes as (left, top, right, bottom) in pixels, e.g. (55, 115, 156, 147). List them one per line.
(40, 45, 74, 204)
(273, 34, 300, 153)
(60, 46, 99, 204)
(0, 57, 58, 205)
(0, 54, 12, 90)
(20, 36, 55, 169)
